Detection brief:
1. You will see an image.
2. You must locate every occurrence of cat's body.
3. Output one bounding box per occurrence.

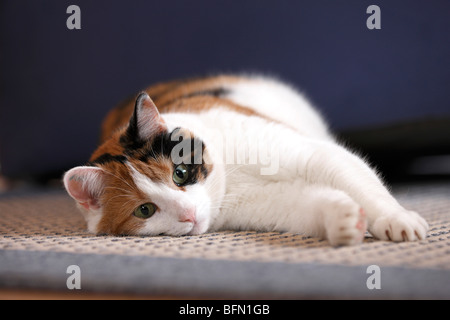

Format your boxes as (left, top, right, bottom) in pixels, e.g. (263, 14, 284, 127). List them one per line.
(64, 75, 428, 245)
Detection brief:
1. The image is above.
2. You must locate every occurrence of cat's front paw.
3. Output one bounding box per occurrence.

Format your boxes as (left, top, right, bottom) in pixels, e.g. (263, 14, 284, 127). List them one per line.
(369, 210, 429, 241)
(324, 200, 367, 246)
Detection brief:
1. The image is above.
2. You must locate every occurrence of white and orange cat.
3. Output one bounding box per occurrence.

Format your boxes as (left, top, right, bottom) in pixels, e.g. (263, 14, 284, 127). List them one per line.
(63, 75, 428, 246)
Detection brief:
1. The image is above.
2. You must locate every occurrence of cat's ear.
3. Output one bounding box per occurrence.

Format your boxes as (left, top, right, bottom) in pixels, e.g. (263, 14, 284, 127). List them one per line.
(63, 166, 106, 211)
(126, 92, 167, 142)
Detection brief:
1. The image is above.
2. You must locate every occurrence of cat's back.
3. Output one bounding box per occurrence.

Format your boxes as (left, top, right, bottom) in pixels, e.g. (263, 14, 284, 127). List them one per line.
(100, 74, 330, 142)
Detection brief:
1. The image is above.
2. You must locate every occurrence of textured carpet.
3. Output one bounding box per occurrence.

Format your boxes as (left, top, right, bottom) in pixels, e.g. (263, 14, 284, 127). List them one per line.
(0, 182, 449, 299)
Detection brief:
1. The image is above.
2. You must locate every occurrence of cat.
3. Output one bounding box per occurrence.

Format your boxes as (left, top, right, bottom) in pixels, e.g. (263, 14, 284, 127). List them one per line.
(63, 74, 429, 246)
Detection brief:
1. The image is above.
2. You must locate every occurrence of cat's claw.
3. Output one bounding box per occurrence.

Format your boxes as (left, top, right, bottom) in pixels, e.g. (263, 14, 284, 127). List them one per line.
(369, 210, 429, 241)
(324, 200, 367, 246)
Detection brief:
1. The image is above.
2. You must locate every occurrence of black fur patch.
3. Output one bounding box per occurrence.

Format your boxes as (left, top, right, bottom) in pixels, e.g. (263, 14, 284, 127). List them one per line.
(159, 87, 231, 108)
(123, 127, 210, 187)
(185, 87, 230, 99)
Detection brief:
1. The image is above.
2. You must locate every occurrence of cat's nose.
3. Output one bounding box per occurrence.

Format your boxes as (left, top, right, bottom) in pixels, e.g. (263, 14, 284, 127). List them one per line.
(179, 207, 196, 223)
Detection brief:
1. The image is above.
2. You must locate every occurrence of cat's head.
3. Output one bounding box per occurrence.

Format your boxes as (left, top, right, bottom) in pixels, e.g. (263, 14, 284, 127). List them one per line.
(63, 93, 225, 236)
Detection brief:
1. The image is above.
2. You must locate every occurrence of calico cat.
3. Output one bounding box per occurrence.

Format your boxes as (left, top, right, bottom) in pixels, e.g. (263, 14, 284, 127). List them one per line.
(63, 75, 429, 246)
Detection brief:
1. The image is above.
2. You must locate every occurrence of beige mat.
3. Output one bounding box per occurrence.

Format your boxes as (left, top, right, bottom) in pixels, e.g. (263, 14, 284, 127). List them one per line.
(0, 183, 449, 270)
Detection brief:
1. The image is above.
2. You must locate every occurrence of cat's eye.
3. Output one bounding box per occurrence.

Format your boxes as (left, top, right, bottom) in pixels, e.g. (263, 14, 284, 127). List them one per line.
(173, 164, 189, 186)
(134, 203, 157, 219)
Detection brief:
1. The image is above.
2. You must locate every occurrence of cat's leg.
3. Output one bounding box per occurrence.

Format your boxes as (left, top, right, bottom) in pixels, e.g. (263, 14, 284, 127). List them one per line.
(219, 179, 367, 246)
(288, 139, 429, 241)
(217, 116, 427, 242)
(282, 184, 368, 246)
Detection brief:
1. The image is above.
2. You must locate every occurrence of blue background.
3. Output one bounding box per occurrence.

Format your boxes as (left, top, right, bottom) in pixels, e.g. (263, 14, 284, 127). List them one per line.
(1, 0, 449, 178)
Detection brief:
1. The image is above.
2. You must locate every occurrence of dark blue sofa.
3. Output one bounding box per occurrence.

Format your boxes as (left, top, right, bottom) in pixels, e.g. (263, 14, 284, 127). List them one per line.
(1, 0, 449, 181)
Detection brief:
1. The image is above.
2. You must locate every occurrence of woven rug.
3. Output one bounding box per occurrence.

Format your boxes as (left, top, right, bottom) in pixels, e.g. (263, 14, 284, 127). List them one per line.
(1, 181, 449, 299)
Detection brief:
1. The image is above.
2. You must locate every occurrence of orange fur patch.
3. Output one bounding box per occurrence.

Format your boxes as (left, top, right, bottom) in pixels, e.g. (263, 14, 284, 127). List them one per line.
(89, 75, 256, 235)
(96, 162, 145, 235)
(99, 75, 268, 142)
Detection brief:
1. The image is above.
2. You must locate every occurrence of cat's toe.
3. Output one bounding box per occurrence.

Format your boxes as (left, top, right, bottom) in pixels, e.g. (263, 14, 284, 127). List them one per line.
(324, 201, 367, 246)
(369, 210, 428, 242)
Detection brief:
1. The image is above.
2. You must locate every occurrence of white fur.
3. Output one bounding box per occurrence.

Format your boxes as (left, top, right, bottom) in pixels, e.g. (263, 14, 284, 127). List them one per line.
(127, 163, 212, 236)
(162, 75, 429, 245)
(224, 76, 331, 139)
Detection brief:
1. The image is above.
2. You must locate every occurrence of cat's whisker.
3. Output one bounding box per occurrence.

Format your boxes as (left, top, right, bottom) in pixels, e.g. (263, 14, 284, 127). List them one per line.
(103, 171, 137, 192)
(104, 186, 134, 194)
(118, 197, 138, 211)
(107, 194, 134, 203)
